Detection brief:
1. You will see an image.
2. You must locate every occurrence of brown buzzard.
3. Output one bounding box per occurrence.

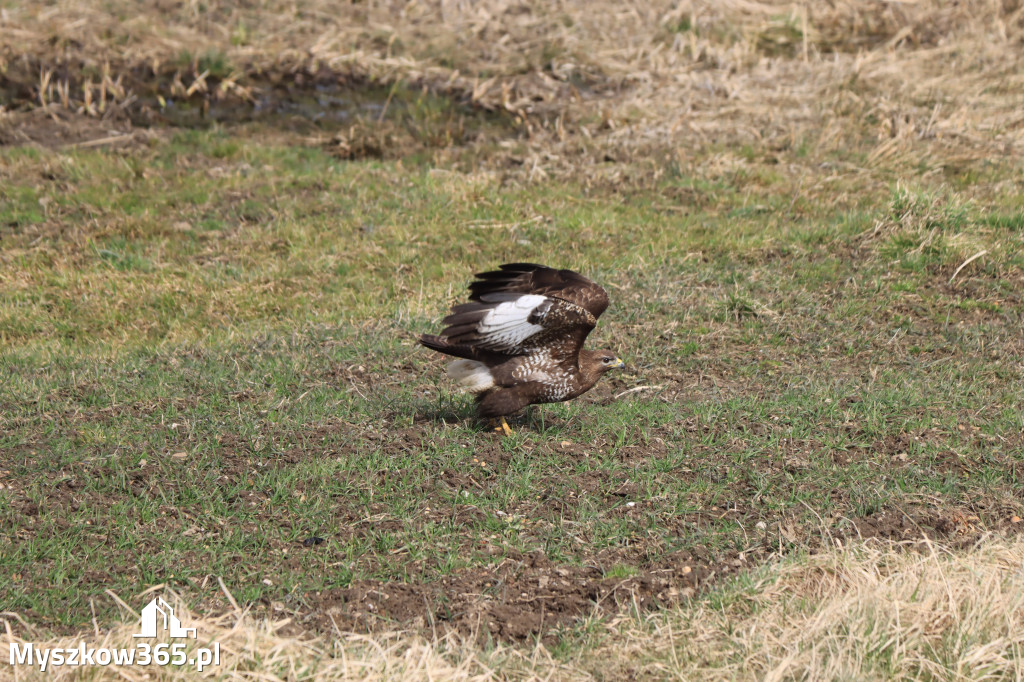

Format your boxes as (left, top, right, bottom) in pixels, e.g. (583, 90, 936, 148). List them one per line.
(420, 263, 624, 434)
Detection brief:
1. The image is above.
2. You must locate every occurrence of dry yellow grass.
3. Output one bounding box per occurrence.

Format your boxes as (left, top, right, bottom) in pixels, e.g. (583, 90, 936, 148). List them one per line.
(4, 536, 1023, 680)
(604, 536, 1024, 681)
(3, 0, 1023, 184)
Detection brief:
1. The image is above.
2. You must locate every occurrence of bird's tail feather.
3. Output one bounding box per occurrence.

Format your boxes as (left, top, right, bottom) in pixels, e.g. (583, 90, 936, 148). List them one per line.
(447, 359, 495, 393)
(418, 334, 477, 360)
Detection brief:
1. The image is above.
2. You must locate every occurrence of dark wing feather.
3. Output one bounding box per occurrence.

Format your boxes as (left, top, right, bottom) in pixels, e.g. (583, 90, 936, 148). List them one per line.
(468, 263, 610, 319)
(438, 294, 596, 357)
(422, 263, 609, 361)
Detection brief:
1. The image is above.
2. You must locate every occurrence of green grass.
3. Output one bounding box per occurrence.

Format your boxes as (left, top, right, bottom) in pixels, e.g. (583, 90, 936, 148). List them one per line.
(1, 127, 1023, 634)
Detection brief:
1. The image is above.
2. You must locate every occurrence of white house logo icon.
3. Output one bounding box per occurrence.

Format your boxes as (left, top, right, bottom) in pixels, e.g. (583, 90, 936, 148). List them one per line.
(132, 597, 197, 638)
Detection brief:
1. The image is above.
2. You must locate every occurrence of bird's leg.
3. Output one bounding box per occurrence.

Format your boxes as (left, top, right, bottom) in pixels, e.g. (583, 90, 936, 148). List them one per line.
(490, 416, 514, 436)
(500, 416, 514, 436)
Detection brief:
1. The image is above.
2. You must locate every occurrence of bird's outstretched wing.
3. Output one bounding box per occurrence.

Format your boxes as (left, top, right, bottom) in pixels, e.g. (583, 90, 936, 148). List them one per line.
(468, 263, 609, 318)
(433, 264, 608, 359)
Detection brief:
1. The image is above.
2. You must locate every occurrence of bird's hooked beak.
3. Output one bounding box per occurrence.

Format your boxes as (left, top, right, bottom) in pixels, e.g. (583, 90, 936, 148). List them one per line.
(611, 357, 625, 369)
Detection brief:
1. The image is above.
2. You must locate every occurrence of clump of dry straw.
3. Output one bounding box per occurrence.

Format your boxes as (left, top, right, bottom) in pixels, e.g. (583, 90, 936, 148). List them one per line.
(2, 0, 1022, 183)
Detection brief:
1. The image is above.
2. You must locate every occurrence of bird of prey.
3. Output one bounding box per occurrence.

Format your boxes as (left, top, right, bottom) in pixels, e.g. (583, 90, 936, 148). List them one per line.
(420, 263, 624, 434)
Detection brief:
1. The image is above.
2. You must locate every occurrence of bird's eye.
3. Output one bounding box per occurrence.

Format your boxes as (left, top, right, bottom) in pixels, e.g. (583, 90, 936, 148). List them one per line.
(602, 357, 611, 364)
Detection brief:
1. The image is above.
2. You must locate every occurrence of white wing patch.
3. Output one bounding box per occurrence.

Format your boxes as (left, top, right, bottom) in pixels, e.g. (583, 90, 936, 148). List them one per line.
(477, 294, 548, 349)
(447, 359, 495, 393)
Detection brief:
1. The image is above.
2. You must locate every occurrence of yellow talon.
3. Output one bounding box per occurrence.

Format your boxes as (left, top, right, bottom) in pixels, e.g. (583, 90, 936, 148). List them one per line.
(491, 416, 514, 436)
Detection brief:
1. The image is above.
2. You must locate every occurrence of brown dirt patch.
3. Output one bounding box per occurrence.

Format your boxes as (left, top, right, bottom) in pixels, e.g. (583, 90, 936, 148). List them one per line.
(0, 105, 142, 149)
(290, 547, 739, 642)
(281, 501, 1017, 643)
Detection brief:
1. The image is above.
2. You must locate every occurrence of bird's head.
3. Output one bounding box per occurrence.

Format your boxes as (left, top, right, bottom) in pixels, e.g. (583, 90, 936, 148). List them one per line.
(589, 350, 625, 374)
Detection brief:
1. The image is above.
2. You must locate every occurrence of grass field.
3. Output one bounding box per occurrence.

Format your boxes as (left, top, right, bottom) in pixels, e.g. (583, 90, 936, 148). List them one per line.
(2, 0, 1024, 679)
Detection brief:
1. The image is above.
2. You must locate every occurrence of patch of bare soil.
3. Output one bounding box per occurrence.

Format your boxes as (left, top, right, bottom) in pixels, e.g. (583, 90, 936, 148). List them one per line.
(284, 505, 1009, 643)
(291, 547, 739, 641)
(0, 105, 141, 149)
